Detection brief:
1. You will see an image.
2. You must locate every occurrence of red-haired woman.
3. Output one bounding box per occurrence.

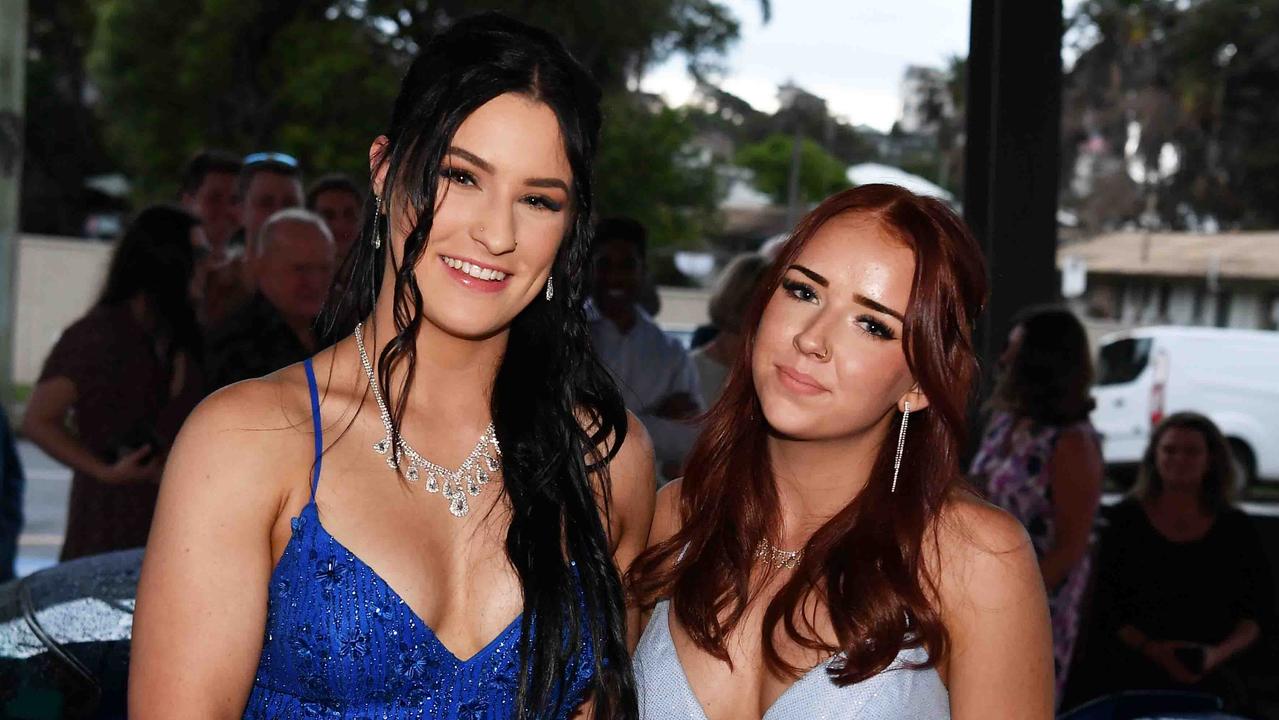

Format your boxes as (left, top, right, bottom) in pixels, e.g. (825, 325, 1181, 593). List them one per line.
(628, 185, 1054, 718)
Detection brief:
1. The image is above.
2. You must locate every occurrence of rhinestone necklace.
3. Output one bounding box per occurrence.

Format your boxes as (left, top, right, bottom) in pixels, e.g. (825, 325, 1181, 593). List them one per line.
(756, 539, 803, 569)
(355, 322, 501, 518)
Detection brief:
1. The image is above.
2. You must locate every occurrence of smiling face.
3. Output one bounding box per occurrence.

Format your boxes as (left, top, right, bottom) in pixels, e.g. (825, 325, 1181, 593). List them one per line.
(1156, 426, 1210, 494)
(379, 93, 573, 340)
(751, 213, 926, 441)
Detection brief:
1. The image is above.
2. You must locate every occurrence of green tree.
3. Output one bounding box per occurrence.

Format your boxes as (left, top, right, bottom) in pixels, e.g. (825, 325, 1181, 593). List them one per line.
(595, 94, 721, 253)
(82, 0, 765, 213)
(88, 0, 399, 200)
(22, 0, 115, 235)
(1063, 0, 1279, 230)
(735, 134, 851, 204)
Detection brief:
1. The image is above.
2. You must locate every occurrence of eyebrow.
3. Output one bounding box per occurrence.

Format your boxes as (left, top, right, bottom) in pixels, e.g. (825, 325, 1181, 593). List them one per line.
(786, 263, 905, 322)
(447, 145, 570, 193)
(854, 294, 905, 322)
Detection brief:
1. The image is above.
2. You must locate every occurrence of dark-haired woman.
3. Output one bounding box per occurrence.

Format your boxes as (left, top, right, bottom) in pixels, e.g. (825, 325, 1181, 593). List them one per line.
(1091, 413, 1271, 708)
(969, 307, 1104, 700)
(131, 14, 653, 720)
(23, 205, 207, 561)
(629, 185, 1054, 718)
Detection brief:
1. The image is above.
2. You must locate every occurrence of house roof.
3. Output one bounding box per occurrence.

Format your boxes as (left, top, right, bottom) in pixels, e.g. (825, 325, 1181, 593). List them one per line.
(1057, 231, 1279, 281)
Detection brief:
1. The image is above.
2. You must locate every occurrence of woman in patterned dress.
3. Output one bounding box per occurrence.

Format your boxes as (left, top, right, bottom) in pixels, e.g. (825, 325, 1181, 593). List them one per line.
(969, 306, 1103, 701)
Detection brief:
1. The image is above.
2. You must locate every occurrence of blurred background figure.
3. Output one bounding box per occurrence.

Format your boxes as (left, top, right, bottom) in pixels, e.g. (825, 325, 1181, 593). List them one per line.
(178, 150, 241, 262)
(206, 208, 335, 390)
(0, 410, 23, 582)
(305, 173, 363, 265)
(21, 206, 208, 562)
(969, 306, 1104, 700)
(179, 150, 244, 328)
(1089, 412, 1272, 713)
(691, 252, 769, 407)
(228, 153, 304, 312)
(588, 216, 701, 482)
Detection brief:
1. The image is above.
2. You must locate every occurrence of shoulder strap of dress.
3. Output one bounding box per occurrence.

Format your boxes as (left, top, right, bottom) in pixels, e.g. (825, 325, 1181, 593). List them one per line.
(303, 358, 323, 500)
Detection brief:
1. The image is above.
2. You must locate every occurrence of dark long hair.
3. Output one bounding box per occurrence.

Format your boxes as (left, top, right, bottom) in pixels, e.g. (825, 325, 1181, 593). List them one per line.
(1133, 412, 1235, 513)
(629, 185, 988, 685)
(97, 204, 203, 361)
(324, 14, 634, 718)
(990, 306, 1095, 426)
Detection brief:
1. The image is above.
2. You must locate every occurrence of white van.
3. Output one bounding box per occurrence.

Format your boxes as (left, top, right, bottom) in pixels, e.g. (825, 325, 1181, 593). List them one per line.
(1091, 326, 1279, 485)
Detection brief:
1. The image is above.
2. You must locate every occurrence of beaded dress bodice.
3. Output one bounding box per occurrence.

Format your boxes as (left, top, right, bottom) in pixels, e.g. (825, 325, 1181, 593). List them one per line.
(241, 359, 594, 719)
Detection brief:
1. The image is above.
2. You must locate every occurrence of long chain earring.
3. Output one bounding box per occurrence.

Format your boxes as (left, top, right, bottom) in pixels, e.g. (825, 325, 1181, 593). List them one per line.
(371, 194, 383, 249)
(545, 275, 554, 301)
(891, 401, 911, 493)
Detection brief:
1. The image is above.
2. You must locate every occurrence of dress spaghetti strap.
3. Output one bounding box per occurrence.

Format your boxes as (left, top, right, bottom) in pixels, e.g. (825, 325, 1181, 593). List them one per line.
(303, 358, 323, 499)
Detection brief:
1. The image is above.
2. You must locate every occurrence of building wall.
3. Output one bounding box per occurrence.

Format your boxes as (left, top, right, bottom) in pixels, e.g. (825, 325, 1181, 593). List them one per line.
(1081, 274, 1275, 334)
(12, 235, 111, 386)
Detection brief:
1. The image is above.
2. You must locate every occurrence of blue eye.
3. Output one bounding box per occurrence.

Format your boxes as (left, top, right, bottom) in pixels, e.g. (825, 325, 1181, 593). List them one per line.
(858, 316, 897, 341)
(781, 279, 818, 303)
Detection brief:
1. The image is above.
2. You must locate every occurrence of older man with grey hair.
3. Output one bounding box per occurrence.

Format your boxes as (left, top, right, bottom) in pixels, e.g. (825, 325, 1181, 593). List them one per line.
(207, 208, 336, 390)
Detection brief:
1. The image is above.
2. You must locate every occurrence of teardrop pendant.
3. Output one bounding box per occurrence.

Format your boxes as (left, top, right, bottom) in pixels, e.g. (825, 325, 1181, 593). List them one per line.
(449, 494, 467, 518)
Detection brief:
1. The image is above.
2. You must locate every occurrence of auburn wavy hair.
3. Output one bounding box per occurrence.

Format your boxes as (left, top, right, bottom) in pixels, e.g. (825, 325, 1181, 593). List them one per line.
(628, 184, 988, 684)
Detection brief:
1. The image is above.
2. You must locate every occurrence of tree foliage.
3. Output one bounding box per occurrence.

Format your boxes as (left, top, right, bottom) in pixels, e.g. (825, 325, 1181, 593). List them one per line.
(595, 94, 722, 252)
(735, 134, 851, 205)
(88, 0, 399, 199)
(62, 0, 762, 248)
(21, 0, 114, 235)
(1062, 0, 1279, 230)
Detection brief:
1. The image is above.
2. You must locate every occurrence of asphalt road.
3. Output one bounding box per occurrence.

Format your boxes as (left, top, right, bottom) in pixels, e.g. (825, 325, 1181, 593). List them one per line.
(14, 439, 71, 577)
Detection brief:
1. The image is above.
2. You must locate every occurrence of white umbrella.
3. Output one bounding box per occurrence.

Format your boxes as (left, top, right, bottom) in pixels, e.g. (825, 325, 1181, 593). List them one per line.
(846, 163, 955, 203)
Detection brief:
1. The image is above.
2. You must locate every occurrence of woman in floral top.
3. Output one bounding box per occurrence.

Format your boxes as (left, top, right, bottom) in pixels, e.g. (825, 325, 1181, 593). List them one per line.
(970, 307, 1103, 702)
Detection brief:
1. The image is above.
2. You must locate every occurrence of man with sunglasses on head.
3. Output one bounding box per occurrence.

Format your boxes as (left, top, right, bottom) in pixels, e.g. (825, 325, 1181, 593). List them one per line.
(204, 153, 305, 327)
(237, 153, 304, 263)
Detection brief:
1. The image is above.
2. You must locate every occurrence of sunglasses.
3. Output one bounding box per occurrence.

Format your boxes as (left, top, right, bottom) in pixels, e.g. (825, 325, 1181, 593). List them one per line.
(243, 151, 299, 167)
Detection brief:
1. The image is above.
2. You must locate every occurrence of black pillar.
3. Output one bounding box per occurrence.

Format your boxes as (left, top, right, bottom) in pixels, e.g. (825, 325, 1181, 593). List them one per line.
(965, 0, 1064, 410)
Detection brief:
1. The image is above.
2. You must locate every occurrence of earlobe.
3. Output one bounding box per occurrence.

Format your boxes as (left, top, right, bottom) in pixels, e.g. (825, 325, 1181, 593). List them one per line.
(368, 136, 390, 197)
(900, 385, 931, 413)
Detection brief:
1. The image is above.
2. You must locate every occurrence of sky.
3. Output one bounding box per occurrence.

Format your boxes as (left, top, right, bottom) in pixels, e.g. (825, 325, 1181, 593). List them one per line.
(641, 0, 973, 132)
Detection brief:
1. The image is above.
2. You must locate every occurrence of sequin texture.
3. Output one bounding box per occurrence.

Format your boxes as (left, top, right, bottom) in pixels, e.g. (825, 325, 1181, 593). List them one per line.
(242, 359, 595, 718)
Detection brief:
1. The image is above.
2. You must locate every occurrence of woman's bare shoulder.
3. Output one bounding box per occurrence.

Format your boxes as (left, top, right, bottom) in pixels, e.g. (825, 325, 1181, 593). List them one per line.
(168, 364, 316, 500)
(930, 488, 1043, 614)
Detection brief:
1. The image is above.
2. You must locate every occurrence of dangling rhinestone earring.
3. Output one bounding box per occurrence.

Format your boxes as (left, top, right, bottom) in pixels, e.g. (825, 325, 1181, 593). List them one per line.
(545, 275, 554, 301)
(371, 194, 383, 249)
(891, 401, 911, 493)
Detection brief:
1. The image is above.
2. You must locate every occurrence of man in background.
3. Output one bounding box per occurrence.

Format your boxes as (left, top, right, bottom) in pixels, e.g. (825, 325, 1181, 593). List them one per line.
(587, 216, 701, 482)
(306, 174, 363, 266)
(179, 150, 242, 327)
(207, 208, 335, 389)
(179, 150, 241, 259)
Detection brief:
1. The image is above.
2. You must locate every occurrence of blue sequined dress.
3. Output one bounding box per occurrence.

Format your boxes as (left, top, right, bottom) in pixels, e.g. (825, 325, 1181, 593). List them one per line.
(242, 359, 595, 719)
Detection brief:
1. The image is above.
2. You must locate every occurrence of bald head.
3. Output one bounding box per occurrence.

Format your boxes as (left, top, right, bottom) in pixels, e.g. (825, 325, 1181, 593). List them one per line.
(256, 209, 335, 328)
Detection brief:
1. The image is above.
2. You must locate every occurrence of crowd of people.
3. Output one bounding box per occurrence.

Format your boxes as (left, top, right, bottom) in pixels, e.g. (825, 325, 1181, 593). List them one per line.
(0, 11, 1273, 720)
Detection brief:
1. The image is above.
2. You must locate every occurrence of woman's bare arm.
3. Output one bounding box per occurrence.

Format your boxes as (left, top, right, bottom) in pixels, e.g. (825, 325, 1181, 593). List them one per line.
(607, 413, 657, 651)
(129, 380, 303, 718)
(22, 377, 161, 484)
(1042, 428, 1102, 588)
(936, 497, 1055, 719)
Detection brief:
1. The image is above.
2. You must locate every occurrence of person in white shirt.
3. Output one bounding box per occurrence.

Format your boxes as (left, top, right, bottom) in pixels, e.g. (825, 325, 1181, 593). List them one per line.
(588, 217, 701, 482)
